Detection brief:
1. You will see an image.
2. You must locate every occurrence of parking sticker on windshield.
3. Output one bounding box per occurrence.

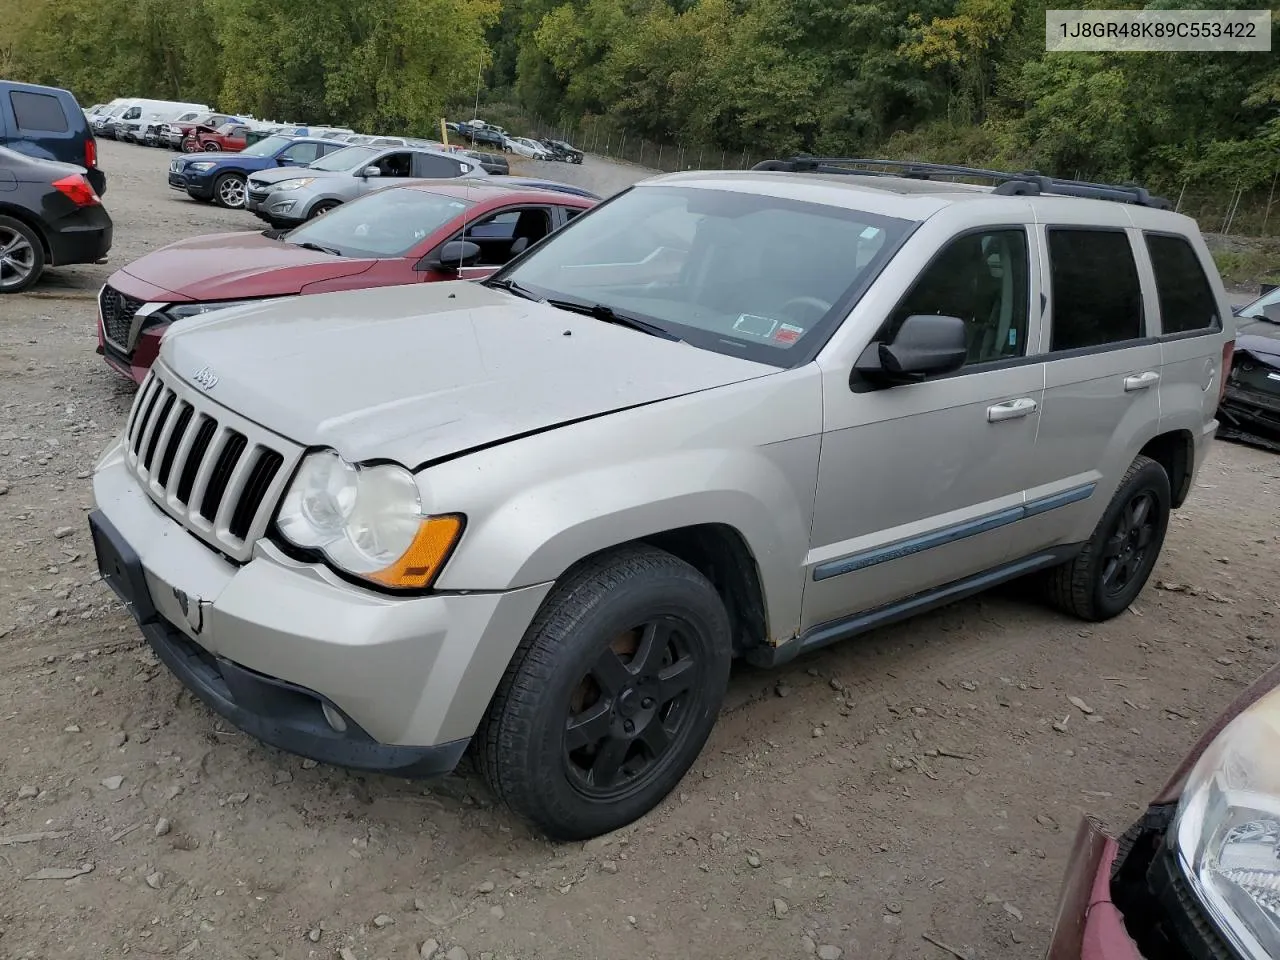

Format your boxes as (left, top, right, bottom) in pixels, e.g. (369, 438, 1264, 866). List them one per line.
(733, 314, 779, 338)
(773, 323, 804, 345)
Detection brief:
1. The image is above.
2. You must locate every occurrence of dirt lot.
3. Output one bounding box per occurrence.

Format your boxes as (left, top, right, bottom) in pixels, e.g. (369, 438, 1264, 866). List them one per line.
(1, 140, 1278, 960)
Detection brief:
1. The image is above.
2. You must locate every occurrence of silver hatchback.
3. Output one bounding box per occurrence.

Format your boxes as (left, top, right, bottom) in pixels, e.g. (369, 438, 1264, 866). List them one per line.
(246, 144, 487, 227)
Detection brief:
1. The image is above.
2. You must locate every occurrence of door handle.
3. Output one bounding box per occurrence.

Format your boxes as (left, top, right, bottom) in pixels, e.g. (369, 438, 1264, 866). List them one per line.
(1124, 371, 1160, 392)
(987, 397, 1038, 422)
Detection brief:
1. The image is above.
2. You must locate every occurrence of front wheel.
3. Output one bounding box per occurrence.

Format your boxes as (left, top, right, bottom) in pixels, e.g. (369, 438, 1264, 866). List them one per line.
(202, 141, 219, 152)
(213, 172, 246, 209)
(476, 545, 731, 840)
(1044, 454, 1171, 621)
(308, 200, 339, 219)
(182, 139, 200, 153)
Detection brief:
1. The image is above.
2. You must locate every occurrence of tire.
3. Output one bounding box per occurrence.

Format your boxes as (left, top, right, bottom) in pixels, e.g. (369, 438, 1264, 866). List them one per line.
(202, 141, 219, 152)
(213, 172, 247, 209)
(0, 215, 46, 294)
(308, 200, 339, 220)
(182, 139, 200, 154)
(1045, 454, 1171, 621)
(476, 545, 732, 840)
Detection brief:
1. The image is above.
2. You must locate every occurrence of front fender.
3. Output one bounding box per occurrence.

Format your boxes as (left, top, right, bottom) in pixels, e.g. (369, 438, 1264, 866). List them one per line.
(427, 371, 824, 645)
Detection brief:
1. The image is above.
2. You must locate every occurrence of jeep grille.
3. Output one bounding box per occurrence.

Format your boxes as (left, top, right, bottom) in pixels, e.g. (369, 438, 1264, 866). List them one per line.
(124, 365, 301, 562)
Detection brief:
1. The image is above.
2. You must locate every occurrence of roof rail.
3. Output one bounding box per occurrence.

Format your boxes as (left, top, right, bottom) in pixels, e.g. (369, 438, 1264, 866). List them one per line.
(751, 157, 1173, 210)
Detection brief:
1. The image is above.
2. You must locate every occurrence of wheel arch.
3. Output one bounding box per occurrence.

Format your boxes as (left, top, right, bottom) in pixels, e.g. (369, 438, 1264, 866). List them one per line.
(0, 204, 52, 262)
(1139, 430, 1194, 509)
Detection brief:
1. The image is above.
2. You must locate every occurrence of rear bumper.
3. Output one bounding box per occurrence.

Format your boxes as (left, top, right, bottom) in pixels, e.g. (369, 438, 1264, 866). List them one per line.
(47, 206, 113, 267)
(1046, 818, 1146, 960)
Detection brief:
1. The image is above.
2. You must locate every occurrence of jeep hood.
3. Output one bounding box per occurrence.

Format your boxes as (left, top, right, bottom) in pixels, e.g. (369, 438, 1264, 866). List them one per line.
(120, 232, 376, 301)
(159, 281, 776, 465)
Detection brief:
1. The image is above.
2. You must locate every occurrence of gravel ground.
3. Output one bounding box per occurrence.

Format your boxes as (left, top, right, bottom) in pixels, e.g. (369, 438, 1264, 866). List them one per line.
(1, 140, 1278, 960)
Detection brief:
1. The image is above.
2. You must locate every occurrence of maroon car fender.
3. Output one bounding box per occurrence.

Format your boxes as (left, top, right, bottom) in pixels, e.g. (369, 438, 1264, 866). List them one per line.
(1047, 819, 1145, 960)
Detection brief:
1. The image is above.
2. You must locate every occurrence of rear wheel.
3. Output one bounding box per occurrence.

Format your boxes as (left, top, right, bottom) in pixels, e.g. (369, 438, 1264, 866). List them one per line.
(476, 545, 731, 840)
(1045, 454, 1170, 621)
(0, 215, 45, 294)
(213, 172, 247, 209)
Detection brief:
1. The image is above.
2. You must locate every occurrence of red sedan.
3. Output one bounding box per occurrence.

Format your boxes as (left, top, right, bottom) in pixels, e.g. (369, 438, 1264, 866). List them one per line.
(97, 181, 595, 383)
(188, 121, 253, 153)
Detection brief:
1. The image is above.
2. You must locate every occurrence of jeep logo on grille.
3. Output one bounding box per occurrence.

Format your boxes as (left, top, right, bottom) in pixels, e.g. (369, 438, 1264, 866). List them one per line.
(192, 367, 219, 391)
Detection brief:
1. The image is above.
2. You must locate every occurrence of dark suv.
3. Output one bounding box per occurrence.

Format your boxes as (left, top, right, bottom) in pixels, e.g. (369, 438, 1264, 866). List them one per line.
(0, 81, 106, 195)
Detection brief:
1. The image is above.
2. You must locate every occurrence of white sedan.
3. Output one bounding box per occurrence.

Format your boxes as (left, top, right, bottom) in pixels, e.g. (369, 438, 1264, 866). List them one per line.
(503, 136, 551, 160)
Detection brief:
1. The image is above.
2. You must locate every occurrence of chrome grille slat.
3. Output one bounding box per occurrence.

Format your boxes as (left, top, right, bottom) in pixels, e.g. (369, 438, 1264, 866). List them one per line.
(125, 363, 303, 562)
(187, 425, 232, 529)
(131, 386, 170, 471)
(213, 441, 259, 532)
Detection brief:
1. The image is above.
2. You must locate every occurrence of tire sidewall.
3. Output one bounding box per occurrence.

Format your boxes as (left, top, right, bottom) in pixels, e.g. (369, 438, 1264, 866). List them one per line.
(511, 565, 731, 839)
(0, 215, 46, 294)
(1087, 460, 1171, 618)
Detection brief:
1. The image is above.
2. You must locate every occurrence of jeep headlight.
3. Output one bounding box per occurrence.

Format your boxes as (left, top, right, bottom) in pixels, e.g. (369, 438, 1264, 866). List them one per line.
(1174, 684, 1280, 960)
(276, 449, 462, 589)
(273, 178, 314, 191)
(162, 299, 267, 322)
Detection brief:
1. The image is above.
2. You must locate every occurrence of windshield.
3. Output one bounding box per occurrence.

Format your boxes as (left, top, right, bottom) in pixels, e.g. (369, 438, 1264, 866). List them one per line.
(241, 135, 295, 158)
(282, 188, 471, 258)
(308, 145, 379, 172)
(1240, 286, 1280, 321)
(496, 185, 912, 365)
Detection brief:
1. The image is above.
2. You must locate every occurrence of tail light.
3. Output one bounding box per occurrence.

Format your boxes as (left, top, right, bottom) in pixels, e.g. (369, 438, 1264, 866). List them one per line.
(84, 137, 97, 168)
(1219, 339, 1235, 404)
(52, 174, 100, 207)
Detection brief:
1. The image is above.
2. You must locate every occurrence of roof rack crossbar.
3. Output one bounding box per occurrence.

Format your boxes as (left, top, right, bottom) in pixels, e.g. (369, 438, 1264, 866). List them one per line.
(751, 157, 1173, 210)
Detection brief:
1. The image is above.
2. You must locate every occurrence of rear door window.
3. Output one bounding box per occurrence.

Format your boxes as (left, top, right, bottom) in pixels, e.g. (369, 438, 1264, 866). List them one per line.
(413, 153, 469, 178)
(1047, 229, 1144, 352)
(1144, 233, 1221, 334)
(11, 91, 69, 132)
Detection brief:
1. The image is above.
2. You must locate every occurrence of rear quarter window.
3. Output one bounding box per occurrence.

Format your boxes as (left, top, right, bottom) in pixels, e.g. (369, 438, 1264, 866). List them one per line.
(10, 91, 69, 133)
(1144, 233, 1221, 335)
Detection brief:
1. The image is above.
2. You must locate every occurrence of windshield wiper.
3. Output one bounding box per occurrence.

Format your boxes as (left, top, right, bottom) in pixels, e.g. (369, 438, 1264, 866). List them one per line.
(484, 277, 540, 302)
(294, 241, 342, 256)
(544, 298, 680, 341)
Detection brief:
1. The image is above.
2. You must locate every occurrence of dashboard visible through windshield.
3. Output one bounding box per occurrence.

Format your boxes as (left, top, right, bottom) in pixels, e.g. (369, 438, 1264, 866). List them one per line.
(492, 185, 913, 365)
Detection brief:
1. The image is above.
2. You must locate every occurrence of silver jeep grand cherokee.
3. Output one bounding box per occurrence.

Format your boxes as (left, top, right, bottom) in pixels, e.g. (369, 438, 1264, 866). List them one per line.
(89, 159, 1235, 840)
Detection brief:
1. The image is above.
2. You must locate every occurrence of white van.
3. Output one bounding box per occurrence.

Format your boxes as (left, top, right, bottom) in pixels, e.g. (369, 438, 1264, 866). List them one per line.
(112, 99, 211, 145)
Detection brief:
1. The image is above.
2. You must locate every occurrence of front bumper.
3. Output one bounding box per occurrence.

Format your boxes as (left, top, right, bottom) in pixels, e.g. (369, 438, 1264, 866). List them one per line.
(1220, 382, 1280, 434)
(90, 438, 553, 772)
(1047, 818, 1145, 960)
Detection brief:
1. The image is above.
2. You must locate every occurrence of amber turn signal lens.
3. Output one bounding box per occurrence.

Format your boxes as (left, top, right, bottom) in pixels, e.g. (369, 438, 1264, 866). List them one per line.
(366, 514, 464, 589)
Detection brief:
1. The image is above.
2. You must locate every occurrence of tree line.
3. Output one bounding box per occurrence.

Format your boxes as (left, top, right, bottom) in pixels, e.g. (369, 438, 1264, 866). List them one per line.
(3, 0, 1278, 216)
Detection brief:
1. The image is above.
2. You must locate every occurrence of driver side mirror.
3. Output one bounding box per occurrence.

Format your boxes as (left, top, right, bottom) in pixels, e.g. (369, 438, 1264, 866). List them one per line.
(361, 166, 381, 178)
(854, 314, 968, 386)
(422, 239, 482, 272)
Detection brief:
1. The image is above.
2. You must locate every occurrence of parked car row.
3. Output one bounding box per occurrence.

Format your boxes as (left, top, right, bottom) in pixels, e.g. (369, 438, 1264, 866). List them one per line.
(448, 119, 585, 163)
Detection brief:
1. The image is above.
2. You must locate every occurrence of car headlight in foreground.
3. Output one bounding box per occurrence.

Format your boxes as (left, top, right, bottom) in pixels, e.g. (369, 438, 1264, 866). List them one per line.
(276, 449, 463, 590)
(162, 299, 267, 322)
(187, 161, 216, 172)
(1174, 684, 1280, 960)
(273, 178, 315, 191)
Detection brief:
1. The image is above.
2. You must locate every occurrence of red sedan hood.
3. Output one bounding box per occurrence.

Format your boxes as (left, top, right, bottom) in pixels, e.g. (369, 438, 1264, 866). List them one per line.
(119, 231, 377, 301)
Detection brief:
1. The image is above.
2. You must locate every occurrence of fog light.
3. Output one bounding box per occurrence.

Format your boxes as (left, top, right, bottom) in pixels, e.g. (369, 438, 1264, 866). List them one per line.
(321, 702, 347, 733)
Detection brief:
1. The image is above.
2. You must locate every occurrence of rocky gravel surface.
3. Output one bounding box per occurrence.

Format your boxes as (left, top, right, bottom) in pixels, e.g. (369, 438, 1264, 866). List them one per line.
(0, 140, 1278, 960)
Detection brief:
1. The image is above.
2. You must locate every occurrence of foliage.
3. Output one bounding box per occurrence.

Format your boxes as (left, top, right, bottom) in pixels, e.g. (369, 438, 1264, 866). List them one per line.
(4, 0, 1278, 213)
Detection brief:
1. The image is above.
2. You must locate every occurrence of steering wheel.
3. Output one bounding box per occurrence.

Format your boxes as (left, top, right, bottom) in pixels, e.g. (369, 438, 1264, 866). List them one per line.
(780, 296, 833, 322)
